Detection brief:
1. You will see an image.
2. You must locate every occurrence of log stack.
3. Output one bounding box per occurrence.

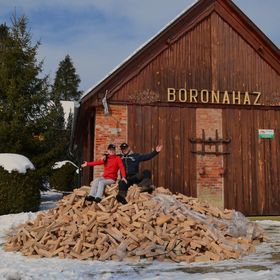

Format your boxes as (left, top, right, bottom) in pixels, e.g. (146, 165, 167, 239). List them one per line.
(5, 185, 266, 262)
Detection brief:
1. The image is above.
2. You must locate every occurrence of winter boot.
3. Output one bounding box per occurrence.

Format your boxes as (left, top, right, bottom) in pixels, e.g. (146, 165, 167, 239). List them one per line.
(139, 177, 154, 193)
(116, 194, 127, 205)
(85, 195, 95, 202)
(140, 184, 155, 194)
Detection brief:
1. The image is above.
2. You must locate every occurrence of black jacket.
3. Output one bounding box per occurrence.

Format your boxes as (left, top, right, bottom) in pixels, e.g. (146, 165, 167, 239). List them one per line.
(120, 150, 158, 177)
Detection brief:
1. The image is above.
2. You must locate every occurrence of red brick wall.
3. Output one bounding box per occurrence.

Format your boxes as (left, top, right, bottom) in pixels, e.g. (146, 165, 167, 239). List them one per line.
(93, 105, 128, 178)
(196, 108, 224, 209)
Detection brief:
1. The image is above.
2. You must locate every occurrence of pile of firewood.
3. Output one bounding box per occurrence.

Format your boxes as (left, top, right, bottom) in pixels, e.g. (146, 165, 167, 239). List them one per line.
(5, 185, 266, 262)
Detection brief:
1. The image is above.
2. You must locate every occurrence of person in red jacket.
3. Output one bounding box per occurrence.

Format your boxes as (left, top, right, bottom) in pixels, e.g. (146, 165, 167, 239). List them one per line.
(81, 144, 127, 202)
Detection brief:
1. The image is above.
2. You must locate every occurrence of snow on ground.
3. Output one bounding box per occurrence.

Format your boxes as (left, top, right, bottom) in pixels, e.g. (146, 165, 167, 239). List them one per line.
(39, 190, 63, 211)
(0, 192, 280, 280)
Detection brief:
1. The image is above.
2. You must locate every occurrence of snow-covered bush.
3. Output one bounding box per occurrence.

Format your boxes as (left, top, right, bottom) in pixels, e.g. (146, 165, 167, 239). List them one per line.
(0, 154, 40, 214)
(49, 162, 78, 192)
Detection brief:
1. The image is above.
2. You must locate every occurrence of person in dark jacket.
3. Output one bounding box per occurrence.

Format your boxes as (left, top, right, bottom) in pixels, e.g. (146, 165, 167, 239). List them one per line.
(116, 142, 163, 204)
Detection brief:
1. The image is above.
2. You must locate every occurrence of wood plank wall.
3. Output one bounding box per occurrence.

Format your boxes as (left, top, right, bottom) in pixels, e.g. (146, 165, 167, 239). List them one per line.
(128, 105, 196, 197)
(223, 109, 280, 215)
(215, 13, 280, 215)
(213, 12, 280, 104)
(80, 110, 95, 185)
(113, 16, 212, 101)
(116, 17, 211, 196)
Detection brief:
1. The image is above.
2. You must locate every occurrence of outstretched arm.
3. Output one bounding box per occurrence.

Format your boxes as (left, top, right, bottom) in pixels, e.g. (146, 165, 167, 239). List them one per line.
(81, 160, 104, 168)
(137, 145, 163, 162)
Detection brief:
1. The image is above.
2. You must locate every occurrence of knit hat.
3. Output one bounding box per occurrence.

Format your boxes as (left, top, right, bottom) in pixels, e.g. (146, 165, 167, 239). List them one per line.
(107, 144, 116, 150)
(120, 143, 129, 150)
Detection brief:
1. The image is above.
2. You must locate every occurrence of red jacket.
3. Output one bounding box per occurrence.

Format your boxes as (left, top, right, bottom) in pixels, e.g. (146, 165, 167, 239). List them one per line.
(86, 155, 126, 181)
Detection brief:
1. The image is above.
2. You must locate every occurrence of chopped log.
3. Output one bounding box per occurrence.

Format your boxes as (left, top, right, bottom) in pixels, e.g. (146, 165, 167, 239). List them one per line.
(4, 184, 265, 263)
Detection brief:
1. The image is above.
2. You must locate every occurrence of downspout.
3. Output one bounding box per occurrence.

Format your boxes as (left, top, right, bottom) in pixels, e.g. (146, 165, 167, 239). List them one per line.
(69, 101, 81, 186)
(69, 101, 81, 155)
(102, 90, 110, 115)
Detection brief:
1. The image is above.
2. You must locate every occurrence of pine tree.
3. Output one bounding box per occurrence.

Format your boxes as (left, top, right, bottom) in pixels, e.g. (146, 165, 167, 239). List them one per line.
(45, 55, 81, 189)
(0, 14, 60, 195)
(32, 99, 67, 181)
(52, 55, 81, 101)
(50, 55, 81, 162)
(0, 14, 50, 159)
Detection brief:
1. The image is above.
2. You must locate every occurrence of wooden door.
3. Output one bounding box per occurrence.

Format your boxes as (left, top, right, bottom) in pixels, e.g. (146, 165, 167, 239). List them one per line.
(223, 109, 280, 215)
(127, 105, 196, 196)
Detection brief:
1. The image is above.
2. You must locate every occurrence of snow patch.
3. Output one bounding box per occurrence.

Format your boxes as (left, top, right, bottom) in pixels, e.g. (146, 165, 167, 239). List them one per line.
(0, 212, 36, 240)
(52, 160, 79, 174)
(0, 153, 35, 174)
(256, 220, 280, 226)
(52, 160, 78, 169)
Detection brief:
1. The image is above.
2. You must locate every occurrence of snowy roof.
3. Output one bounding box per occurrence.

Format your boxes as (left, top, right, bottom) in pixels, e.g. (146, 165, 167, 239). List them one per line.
(81, 0, 197, 100)
(60, 101, 74, 121)
(0, 153, 35, 174)
(52, 160, 79, 170)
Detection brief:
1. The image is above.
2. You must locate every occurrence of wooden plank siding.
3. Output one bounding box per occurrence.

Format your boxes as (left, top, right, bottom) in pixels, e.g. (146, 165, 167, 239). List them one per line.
(223, 109, 280, 215)
(128, 105, 196, 196)
(116, 18, 211, 196)
(80, 109, 95, 186)
(215, 12, 280, 215)
(213, 12, 280, 104)
(112, 16, 212, 102)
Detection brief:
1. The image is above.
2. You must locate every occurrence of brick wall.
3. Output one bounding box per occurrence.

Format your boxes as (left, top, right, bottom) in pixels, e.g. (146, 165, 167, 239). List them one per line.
(93, 105, 128, 178)
(196, 108, 224, 209)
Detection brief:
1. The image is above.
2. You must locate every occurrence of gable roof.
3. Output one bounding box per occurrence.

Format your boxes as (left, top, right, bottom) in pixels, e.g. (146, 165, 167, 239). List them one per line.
(80, 0, 198, 101)
(81, 0, 280, 104)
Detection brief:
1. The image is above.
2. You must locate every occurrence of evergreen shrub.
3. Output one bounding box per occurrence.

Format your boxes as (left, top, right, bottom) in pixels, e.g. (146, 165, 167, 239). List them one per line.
(0, 167, 41, 215)
(49, 163, 77, 192)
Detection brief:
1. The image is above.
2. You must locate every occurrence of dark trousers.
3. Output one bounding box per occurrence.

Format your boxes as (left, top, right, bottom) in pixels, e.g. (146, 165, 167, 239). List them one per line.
(118, 169, 152, 197)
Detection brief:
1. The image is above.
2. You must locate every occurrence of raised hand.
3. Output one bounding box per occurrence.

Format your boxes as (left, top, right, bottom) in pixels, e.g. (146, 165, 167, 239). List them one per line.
(156, 145, 163, 152)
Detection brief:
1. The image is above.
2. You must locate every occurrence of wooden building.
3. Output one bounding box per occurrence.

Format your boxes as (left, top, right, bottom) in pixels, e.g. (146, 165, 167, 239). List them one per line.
(73, 0, 280, 215)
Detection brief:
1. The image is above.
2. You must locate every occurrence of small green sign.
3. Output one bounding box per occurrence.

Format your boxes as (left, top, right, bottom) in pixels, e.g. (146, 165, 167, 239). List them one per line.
(258, 129, 274, 139)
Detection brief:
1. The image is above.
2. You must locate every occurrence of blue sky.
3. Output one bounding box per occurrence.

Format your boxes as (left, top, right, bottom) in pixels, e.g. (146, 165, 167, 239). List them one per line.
(0, 0, 279, 92)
